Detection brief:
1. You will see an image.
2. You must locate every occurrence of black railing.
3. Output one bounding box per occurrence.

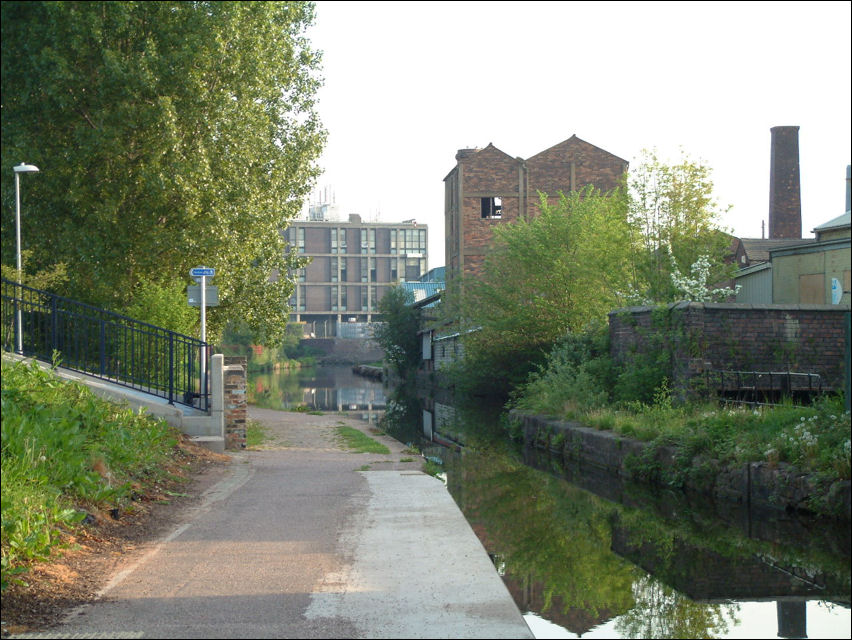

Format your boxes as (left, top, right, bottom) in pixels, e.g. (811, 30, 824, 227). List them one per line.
(1, 278, 208, 410)
(706, 368, 823, 407)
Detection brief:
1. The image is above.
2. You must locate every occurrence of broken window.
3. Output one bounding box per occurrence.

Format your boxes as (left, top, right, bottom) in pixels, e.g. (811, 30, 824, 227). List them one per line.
(481, 196, 503, 219)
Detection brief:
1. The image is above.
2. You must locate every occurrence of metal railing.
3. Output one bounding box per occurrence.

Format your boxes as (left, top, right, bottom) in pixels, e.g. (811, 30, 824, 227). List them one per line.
(705, 368, 823, 407)
(1, 278, 208, 410)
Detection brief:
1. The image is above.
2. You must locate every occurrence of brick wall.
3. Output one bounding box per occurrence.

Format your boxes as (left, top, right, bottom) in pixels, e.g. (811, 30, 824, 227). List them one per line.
(446, 135, 627, 281)
(223, 356, 247, 449)
(609, 302, 849, 392)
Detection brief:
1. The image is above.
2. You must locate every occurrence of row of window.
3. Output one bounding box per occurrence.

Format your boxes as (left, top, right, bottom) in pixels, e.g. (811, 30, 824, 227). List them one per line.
(289, 285, 387, 313)
(295, 257, 426, 284)
(287, 226, 427, 255)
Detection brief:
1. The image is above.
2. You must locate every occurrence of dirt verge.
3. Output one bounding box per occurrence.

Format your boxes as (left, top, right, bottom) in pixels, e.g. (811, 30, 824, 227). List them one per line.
(0, 436, 231, 637)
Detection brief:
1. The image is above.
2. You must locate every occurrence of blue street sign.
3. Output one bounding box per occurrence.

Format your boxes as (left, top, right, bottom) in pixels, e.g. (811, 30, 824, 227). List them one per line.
(190, 267, 215, 278)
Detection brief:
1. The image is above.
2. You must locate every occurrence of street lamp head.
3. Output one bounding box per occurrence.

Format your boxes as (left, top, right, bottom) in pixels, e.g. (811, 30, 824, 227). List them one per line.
(13, 163, 39, 173)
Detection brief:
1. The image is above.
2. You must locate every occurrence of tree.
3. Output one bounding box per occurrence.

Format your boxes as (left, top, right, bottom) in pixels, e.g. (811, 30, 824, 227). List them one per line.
(1, 1, 325, 345)
(372, 286, 421, 377)
(628, 149, 735, 302)
(446, 186, 635, 398)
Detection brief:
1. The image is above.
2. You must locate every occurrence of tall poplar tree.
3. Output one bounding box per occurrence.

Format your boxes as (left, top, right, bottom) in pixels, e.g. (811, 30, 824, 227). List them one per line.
(1, 1, 325, 344)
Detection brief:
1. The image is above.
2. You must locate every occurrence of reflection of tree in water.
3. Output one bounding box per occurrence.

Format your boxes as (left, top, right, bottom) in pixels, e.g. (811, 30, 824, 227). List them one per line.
(451, 447, 637, 629)
(379, 381, 422, 445)
(615, 575, 739, 639)
(246, 369, 306, 409)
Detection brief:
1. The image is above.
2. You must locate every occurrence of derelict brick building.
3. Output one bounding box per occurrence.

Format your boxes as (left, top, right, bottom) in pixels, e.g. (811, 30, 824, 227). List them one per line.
(444, 135, 628, 281)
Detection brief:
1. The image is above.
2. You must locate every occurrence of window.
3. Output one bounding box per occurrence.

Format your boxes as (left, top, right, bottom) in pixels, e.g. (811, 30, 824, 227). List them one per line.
(360, 258, 368, 282)
(331, 228, 338, 254)
(340, 259, 348, 282)
(390, 229, 397, 255)
(361, 286, 368, 311)
(369, 257, 376, 282)
(481, 196, 502, 219)
(331, 286, 338, 311)
(369, 229, 376, 254)
(360, 229, 368, 254)
(330, 257, 338, 282)
(391, 259, 398, 282)
(340, 286, 348, 308)
(297, 227, 305, 252)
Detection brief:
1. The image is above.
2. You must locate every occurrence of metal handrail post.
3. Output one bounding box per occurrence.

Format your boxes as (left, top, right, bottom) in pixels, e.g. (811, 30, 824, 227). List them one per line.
(168, 332, 175, 405)
(51, 296, 58, 355)
(99, 321, 106, 377)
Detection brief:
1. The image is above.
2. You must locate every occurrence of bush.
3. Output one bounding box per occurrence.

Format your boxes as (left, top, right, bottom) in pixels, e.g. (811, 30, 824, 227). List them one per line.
(1, 358, 180, 586)
(510, 324, 614, 417)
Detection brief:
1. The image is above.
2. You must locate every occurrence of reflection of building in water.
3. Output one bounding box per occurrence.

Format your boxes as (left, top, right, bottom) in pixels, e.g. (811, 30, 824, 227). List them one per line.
(422, 402, 457, 440)
(611, 523, 848, 640)
(302, 386, 385, 412)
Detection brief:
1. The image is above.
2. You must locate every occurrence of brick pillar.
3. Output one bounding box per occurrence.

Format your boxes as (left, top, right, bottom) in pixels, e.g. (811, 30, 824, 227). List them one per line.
(223, 356, 247, 449)
(768, 126, 802, 239)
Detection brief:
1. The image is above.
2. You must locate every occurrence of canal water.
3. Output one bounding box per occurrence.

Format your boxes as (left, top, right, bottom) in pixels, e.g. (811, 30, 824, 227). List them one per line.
(250, 364, 851, 639)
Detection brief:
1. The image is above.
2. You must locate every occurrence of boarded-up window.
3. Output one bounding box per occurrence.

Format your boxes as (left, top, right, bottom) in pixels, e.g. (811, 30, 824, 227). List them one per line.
(799, 273, 824, 304)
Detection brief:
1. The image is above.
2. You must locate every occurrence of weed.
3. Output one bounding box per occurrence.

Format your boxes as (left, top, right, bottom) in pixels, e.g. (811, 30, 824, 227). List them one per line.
(335, 425, 390, 454)
(246, 420, 270, 448)
(1, 358, 184, 588)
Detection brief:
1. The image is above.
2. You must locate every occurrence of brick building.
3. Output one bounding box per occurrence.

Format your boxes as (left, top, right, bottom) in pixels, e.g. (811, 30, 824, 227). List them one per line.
(283, 214, 428, 334)
(444, 135, 628, 281)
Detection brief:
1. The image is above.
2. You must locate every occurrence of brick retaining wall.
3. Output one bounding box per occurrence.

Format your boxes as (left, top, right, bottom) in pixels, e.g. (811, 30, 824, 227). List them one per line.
(609, 302, 849, 392)
(510, 410, 851, 520)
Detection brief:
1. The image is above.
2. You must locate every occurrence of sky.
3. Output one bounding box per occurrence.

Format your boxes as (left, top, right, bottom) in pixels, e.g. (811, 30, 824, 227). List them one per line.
(304, 1, 851, 270)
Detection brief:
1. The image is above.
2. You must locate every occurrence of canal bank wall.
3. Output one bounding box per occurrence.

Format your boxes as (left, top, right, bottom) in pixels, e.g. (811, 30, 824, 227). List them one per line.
(509, 410, 851, 520)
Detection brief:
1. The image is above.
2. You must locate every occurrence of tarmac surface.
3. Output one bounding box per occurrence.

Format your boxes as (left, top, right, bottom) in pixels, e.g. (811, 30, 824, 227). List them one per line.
(19, 406, 533, 639)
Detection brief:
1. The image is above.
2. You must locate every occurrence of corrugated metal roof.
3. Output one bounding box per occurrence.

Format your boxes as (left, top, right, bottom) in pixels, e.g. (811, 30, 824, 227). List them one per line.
(812, 211, 850, 232)
(740, 238, 816, 263)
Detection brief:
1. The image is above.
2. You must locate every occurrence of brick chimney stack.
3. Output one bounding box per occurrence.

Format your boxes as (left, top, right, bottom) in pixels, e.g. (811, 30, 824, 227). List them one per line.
(768, 126, 802, 239)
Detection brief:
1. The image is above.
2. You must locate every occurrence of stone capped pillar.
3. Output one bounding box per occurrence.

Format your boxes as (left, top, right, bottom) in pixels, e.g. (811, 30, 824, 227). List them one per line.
(768, 126, 802, 239)
(223, 356, 247, 449)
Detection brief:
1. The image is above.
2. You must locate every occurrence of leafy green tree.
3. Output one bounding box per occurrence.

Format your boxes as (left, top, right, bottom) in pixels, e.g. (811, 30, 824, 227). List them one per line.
(1, 1, 324, 345)
(628, 149, 735, 302)
(372, 286, 421, 377)
(446, 186, 635, 398)
(120, 277, 198, 336)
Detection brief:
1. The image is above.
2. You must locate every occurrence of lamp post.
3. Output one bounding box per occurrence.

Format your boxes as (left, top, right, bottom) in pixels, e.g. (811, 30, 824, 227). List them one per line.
(13, 163, 40, 354)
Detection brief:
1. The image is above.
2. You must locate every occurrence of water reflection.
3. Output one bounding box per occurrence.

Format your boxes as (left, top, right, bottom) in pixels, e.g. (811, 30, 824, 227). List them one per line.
(247, 366, 851, 638)
(248, 364, 386, 425)
(414, 397, 851, 639)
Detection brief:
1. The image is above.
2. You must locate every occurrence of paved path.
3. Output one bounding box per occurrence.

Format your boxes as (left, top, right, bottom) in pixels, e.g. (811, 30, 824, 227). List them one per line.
(44, 407, 533, 639)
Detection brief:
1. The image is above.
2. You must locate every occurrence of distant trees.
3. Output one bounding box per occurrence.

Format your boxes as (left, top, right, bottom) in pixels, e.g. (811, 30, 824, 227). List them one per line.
(1, 1, 325, 344)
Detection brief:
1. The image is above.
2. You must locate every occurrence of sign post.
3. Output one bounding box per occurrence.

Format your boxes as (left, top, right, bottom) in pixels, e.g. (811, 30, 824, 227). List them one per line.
(190, 267, 215, 400)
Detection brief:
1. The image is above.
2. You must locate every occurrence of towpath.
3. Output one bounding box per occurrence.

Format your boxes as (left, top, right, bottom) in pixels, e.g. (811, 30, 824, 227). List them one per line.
(36, 407, 532, 639)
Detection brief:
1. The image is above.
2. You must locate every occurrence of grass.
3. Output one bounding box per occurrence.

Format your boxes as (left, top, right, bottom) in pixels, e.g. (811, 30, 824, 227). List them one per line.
(335, 424, 390, 454)
(245, 420, 270, 449)
(422, 460, 443, 478)
(1, 357, 188, 589)
(543, 394, 851, 481)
